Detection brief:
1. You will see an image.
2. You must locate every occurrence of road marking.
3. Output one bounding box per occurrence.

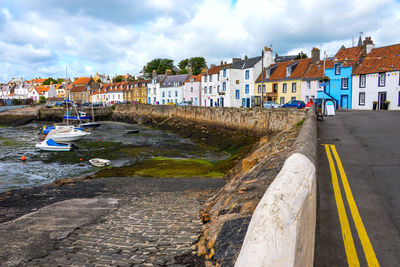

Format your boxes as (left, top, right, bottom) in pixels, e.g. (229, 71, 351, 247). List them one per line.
(330, 145, 380, 267)
(324, 144, 360, 266)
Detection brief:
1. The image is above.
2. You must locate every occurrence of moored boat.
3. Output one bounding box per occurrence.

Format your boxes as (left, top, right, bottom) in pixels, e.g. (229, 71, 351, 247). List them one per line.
(35, 139, 74, 152)
(89, 158, 110, 167)
(45, 127, 90, 142)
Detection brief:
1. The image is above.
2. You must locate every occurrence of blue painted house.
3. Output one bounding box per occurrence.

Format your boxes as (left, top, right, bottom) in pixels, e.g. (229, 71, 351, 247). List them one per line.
(318, 46, 364, 109)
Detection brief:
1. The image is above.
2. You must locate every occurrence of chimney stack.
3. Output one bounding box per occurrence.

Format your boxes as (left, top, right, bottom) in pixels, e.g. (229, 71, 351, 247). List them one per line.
(220, 60, 223, 65)
(165, 69, 172, 76)
(244, 55, 248, 60)
(152, 70, 157, 78)
(232, 58, 241, 63)
(363, 37, 375, 54)
(311, 47, 320, 64)
(188, 67, 193, 76)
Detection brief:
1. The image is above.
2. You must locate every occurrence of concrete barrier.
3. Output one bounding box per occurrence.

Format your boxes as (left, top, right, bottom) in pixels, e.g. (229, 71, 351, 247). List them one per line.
(235, 106, 317, 267)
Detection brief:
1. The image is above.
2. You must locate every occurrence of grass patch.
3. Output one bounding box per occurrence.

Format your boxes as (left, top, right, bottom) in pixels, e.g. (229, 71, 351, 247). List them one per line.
(296, 118, 305, 127)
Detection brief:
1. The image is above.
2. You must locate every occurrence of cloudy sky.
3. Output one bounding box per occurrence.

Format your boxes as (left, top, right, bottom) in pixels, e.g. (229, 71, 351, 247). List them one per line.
(1, 0, 400, 83)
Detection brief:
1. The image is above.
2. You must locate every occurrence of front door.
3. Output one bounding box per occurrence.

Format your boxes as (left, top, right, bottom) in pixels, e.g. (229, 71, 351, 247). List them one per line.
(246, 98, 250, 108)
(210, 99, 213, 107)
(378, 92, 387, 110)
(341, 95, 348, 109)
(220, 97, 224, 107)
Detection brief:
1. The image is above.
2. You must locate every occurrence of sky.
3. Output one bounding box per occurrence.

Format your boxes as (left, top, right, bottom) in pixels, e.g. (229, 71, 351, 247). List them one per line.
(1, 0, 400, 83)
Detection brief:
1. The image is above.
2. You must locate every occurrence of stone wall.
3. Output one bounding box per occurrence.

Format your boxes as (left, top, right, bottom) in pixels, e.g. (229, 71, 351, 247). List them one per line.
(112, 104, 305, 134)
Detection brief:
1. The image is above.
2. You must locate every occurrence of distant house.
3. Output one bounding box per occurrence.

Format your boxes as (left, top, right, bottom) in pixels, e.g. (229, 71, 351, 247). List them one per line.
(148, 71, 167, 105)
(0, 85, 11, 99)
(159, 74, 189, 105)
(11, 82, 32, 99)
(131, 80, 149, 104)
(70, 77, 94, 103)
(319, 44, 364, 109)
(201, 64, 225, 107)
(301, 48, 323, 102)
(93, 73, 111, 84)
(352, 39, 400, 110)
(184, 74, 202, 106)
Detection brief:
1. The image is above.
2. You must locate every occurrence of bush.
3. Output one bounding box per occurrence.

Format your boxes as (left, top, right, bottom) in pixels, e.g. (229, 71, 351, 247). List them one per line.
(39, 96, 47, 104)
(111, 105, 116, 110)
(12, 99, 22, 105)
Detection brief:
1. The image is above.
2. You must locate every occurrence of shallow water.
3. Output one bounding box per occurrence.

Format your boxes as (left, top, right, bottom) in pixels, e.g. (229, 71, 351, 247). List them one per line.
(0, 122, 228, 192)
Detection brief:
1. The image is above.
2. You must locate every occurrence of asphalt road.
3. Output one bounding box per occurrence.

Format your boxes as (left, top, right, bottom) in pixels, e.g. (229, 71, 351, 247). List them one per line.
(315, 111, 400, 266)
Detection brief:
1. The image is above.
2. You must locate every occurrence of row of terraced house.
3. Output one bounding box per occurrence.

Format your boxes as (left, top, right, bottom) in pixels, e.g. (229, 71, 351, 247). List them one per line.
(2, 36, 400, 110)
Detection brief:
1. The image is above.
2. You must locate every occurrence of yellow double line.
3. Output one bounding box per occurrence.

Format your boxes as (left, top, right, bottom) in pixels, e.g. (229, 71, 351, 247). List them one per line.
(324, 144, 379, 267)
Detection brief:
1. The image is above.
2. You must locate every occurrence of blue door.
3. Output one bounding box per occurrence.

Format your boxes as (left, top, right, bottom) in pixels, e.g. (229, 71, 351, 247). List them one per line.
(242, 98, 246, 107)
(246, 98, 250, 108)
(341, 95, 348, 109)
(194, 98, 198, 106)
(210, 99, 213, 106)
(221, 97, 224, 107)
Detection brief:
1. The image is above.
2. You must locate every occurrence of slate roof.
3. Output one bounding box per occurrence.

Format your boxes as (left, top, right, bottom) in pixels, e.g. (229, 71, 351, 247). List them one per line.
(161, 74, 189, 87)
(152, 75, 167, 84)
(275, 55, 297, 62)
(354, 43, 400, 74)
(231, 56, 262, 69)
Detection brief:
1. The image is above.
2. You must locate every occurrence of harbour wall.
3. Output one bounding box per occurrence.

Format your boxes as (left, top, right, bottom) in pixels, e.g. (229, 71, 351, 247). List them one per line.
(112, 104, 306, 134)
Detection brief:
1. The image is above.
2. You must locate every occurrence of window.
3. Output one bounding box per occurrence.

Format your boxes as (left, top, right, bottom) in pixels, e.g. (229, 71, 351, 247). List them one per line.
(258, 85, 261, 93)
(204, 87, 207, 94)
(291, 97, 296, 101)
(341, 78, 349, 89)
(398, 92, 400, 106)
(378, 73, 386, 87)
(307, 81, 311, 90)
(280, 97, 285, 104)
(209, 86, 212, 94)
(335, 64, 341, 75)
(292, 83, 296, 93)
(217, 85, 220, 92)
(209, 75, 212, 82)
(217, 73, 220, 81)
(359, 92, 365, 106)
(162, 92, 165, 97)
(222, 82, 226, 91)
(273, 83, 278, 93)
(360, 74, 366, 88)
(175, 91, 178, 97)
(245, 84, 249, 94)
(235, 90, 240, 99)
(245, 70, 250, 80)
(204, 76, 207, 82)
(168, 91, 171, 97)
(263, 85, 266, 92)
(148, 97, 151, 103)
(282, 83, 287, 93)
(223, 69, 226, 77)
(190, 87, 193, 92)
(286, 66, 292, 77)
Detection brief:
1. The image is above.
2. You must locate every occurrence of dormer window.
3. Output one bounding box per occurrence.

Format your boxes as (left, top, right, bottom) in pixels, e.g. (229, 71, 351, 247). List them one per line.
(266, 70, 271, 78)
(286, 66, 292, 77)
(335, 64, 341, 75)
(190, 78, 194, 83)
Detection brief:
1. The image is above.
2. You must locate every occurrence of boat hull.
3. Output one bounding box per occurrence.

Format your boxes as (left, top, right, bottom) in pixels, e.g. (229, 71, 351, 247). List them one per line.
(35, 141, 72, 152)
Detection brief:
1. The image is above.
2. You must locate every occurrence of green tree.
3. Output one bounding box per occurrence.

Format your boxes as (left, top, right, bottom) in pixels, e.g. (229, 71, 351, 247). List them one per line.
(113, 75, 125, 83)
(12, 99, 21, 105)
(178, 69, 189, 74)
(96, 78, 102, 83)
(295, 51, 308, 60)
(39, 96, 46, 104)
(42, 78, 58, 85)
(143, 58, 175, 76)
(127, 76, 136, 82)
(56, 78, 64, 84)
(178, 57, 207, 75)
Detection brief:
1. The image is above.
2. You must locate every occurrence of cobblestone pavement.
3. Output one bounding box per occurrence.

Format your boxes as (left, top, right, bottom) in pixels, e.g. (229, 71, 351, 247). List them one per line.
(24, 177, 224, 267)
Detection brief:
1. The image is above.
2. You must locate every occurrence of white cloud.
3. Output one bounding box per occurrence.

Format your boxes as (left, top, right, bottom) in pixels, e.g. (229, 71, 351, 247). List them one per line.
(0, 0, 400, 82)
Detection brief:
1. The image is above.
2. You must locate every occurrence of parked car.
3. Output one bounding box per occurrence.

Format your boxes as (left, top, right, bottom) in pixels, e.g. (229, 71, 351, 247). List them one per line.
(166, 102, 176, 106)
(81, 102, 91, 107)
(55, 101, 64, 107)
(263, 101, 282, 109)
(92, 102, 103, 107)
(176, 101, 191, 106)
(282, 100, 306, 109)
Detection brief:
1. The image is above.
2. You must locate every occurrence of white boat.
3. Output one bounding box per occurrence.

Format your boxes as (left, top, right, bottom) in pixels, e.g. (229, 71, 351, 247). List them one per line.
(80, 122, 101, 129)
(89, 158, 110, 167)
(45, 127, 90, 142)
(35, 139, 74, 152)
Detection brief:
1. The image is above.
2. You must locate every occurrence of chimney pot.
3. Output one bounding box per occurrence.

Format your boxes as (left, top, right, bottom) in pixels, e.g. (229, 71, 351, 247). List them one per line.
(311, 47, 320, 64)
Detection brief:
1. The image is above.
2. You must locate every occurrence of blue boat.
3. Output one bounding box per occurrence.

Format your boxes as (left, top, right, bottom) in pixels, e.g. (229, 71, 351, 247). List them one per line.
(63, 111, 91, 121)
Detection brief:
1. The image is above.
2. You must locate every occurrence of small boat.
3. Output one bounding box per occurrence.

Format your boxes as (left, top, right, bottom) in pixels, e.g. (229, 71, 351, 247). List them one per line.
(45, 127, 90, 142)
(89, 158, 110, 167)
(79, 122, 101, 129)
(125, 129, 140, 134)
(35, 139, 74, 152)
(63, 111, 91, 121)
(42, 125, 82, 135)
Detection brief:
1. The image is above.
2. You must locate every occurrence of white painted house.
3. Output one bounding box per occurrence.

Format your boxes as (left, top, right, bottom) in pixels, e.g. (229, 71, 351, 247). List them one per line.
(148, 74, 166, 105)
(183, 74, 202, 106)
(12, 82, 32, 99)
(159, 74, 189, 105)
(352, 41, 400, 110)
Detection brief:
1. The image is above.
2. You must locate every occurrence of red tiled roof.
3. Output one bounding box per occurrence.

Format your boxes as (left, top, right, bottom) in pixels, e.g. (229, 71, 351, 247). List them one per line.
(73, 77, 92, 85)
(304, 60, 325, 79)
(325, 46, 364, 69)
(256, 69, 268, 82)
(185, 74, 202, 83)
(354, 43, 400, 74)
(267, 60, 296, 81)
(34, 78, 47, 84)
(290, 58, 311, 78)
